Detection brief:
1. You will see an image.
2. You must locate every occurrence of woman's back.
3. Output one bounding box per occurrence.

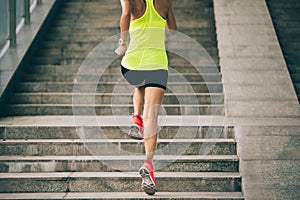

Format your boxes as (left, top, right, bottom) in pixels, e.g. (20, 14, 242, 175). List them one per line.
(130, 0, 169, 20)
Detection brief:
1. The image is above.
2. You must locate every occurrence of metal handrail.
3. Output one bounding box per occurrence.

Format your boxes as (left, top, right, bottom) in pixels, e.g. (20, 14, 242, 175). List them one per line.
(4, 0, 42, 48)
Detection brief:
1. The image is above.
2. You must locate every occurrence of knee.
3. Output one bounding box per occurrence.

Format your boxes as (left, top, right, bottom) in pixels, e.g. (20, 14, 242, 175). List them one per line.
(143, 104, 161, 121)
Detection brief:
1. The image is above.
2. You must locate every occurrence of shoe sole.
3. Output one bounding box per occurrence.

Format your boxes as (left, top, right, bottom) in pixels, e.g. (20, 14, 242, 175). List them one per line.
(139, 167, 156, 195)
(128, 124, 143, 140)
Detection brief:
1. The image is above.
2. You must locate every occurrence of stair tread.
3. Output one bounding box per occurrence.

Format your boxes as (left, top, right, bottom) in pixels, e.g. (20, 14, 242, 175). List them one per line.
(18, 81, 222, 84)
(0, 171, 241, 178)
(12, 92, 223, 95)
(1, 138, 235, 143)
(22, 73, 222, 76)
(0, 155, 239, 161)
(8, 104, 224, 107)
(0, 115, 227, 126)
(0, 192, 244, 199)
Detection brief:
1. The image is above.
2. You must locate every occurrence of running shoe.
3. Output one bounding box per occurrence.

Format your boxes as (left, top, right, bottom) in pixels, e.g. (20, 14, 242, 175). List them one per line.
(139, 160, 156, 195)
(128, 115, 143, 140)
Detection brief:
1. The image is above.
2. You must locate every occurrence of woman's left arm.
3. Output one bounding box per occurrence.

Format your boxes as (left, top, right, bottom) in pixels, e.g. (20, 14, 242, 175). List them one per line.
(166, 0, 177, 31)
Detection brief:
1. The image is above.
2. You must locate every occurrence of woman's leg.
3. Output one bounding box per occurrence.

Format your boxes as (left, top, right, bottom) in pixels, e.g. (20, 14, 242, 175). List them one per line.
(143, 87, 165, 161)
(133, 87, 145, 116)
(128, 87, 145, 140)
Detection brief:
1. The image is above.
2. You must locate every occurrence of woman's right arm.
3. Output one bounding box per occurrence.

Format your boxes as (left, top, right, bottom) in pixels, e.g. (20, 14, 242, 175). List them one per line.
(120, 0, 131, 41)
(115, 0, 131, 57)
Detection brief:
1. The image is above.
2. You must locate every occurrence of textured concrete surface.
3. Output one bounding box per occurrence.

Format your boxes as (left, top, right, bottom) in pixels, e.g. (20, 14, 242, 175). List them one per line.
(236, 126, 300, 200)
(214, 0, 300, 199)
(0, 192, 244, 199)
(214, 0, 300, 118)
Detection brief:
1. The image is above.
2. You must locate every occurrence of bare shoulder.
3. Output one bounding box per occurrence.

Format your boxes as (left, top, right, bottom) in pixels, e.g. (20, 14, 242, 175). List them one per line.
(163, 0, 172, 8)
(159, 0, 172, 9)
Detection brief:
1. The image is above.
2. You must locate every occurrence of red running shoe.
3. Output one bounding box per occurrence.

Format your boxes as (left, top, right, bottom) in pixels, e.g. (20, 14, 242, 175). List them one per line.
(139, 160, 156, 195)
(128, 115, 143, 140)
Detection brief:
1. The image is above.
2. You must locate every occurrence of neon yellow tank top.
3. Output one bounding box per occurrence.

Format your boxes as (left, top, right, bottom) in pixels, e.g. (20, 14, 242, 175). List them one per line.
(121, 0, 168, 71)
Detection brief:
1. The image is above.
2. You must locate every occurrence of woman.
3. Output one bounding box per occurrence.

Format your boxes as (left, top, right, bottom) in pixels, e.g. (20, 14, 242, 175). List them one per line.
(115, 0, 176, 195)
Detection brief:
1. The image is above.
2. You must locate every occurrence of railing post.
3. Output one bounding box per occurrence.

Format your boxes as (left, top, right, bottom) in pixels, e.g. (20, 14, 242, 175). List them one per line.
(9, 0, 16, 47)
(24, 0, 31, 24)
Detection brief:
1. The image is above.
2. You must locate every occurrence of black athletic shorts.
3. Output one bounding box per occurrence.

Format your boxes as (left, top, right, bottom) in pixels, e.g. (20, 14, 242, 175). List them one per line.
(121, 65, 168, 90)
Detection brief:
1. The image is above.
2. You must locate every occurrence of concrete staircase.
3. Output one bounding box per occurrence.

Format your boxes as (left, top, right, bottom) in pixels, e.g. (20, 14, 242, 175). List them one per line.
(0, 0, 243, 199)
(267, 0, 300, 103)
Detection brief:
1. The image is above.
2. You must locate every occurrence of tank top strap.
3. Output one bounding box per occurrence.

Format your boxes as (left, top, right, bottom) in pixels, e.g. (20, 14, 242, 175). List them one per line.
(145, 0, 166, 21)
(145, 0, 152, 11)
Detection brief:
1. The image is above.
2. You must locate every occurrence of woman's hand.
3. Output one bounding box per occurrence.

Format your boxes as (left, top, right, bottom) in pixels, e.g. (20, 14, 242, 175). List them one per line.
(114, 45, 127, 57)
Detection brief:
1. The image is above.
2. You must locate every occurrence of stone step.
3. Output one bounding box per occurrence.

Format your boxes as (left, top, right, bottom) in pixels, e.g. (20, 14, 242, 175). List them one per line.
(289, 65, 300, 74)
(44, 35, 111, 43)
(0, 126, 234, 140)
(25, 64, 221, 74)
(6, 104, 225, 116)
(291, 74, 300, 83)
(268, 8, 300, 16)
(285, 56, 300, 65)
(15, 82, 223, 93)
(51, 21, 119, 30)
(35, 48, 219, 62)
(53, 18, 120, 30)
(53, 8, 214, 22)
(31, 54, 219, 66)
(270, 14, 300, 21)
(0, 155, 239, 173)
(9, 93, 224, 105)
(173, 2, 213, 9)
(57, 7, 211, 17)
(267, 0, 300, 3)
(37, 41, 218, 54)
(177, 27, 217, 37)
(172, 21, 215, 29)
(0, 192, 244, 199)
(55, 11, 120, 18)
(54, 11, 118, 19)
(20, 73, 222, 83)
(59, 6, 120, 13)
(33, 49, 218, 64)
(282, 48, 300, 56)
(63, 0, 213, 8)
(279, 39, 300, 46)
(0, 172, 241, 193)
(55, 10, 215, 22)
(268, 2, 300, 8)
(272, 20, 300, 28)
(0, 138, 236, 156)
(48, 26, 119, 36)
(285, 55, 300, 64)
(48, 26, 217, 42)
(61, 1, 213, 11)
(33, 48, 219, 61)
(276, 34, 300, 44)
(41, 36, 218, 50)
